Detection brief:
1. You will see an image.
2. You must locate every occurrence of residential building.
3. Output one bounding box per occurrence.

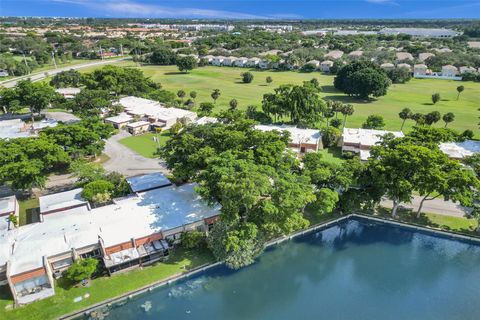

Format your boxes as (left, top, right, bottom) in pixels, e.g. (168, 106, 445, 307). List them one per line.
(441, 65, 458, 77)
(255, 124, 323, 153)
(320, 60, 334, 72)
(211, 56, 225, 66)
(55, 88, 81, 99)
(397, 63, 412, 71)
(348, 50, 364, 58)
(247, 57, 261, 67)
(325, 50, 344, 60)
(341, 128, 404, 161)
(39, 188, 89, 220)
(234, 57, 248, 67)
(439, 140, 480, 159)
(119, 96, 197, 129)
(0, 118, 57, 140)
(379, 28, 460, 38)
(380, 63, 395, 71)
(459, 66, 477, 74)
(305, 60, 320, 69)
(222, 56, 237, 66)
(413, 64, 428, 76)
(396, 52, 414, 61)
(127, 121, 151, 135)
(418, 52, 435, 62)
(0, 195, 19, 233)
(104, 113, 133, 129)
(259, 60, 270, 69)
(0, 176, 220, 305)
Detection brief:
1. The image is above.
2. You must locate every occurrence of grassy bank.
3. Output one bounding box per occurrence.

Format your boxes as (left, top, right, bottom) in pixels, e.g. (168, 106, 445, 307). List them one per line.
(0, 247, 214, 320)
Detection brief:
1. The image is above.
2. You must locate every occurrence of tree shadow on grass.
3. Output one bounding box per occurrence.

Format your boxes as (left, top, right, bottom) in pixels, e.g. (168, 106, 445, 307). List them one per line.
(164, 72, 187, 76)
(422, 102, 434, 106)
(323, 95, 375, 104)
(320, 85, 340, 93)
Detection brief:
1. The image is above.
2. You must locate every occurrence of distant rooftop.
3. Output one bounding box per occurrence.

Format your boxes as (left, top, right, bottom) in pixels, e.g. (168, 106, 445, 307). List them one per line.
(255, 124, 321, 146)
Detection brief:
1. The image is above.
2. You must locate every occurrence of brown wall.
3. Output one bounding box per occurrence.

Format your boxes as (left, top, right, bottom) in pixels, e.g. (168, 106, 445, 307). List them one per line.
(105, 241, 134, 255)
(204, 215, 220, 225)
(135, 232, 163, 246)
(11, 267, 46, 284)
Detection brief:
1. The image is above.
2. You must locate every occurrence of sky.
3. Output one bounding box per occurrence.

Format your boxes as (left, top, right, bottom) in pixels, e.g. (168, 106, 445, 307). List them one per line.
(1, 0, 480, 19)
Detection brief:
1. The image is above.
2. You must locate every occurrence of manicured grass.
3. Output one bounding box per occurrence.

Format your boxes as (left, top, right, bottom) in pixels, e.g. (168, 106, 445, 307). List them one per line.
(378, 207, 478, 235)
(119, 131, 172, 158)
(83, 64, 479, 136)
(0, 247, 214, 320)
(316, 147, 345, 165)
(18, 198, 39, 226)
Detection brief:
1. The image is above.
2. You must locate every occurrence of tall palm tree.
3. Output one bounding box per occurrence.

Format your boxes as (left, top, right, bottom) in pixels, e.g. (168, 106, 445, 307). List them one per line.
(341, 104, 354, 130)
(398, 107, 413, 131)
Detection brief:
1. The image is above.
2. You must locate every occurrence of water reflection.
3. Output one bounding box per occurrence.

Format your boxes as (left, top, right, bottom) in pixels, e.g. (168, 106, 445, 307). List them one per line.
(92, 218, 480, 320)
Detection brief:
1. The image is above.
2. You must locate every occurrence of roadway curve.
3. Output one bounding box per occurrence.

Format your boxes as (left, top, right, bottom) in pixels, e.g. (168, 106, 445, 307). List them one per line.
(0, 57, 130, 88)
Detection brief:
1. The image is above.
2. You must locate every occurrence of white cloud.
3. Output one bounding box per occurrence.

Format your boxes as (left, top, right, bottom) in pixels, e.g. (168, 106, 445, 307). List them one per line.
(51, 0, 272, 19)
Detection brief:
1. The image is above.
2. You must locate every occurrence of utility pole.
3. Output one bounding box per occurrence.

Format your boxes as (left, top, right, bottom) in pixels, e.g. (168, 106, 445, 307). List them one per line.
(22, 52, 30, 74)
(99, 46, 104, 61)
(120, 44, 124, 56)
(51, 51, 58, 69)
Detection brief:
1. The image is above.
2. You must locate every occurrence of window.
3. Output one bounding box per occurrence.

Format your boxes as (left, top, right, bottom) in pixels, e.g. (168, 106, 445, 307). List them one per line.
(80, 249, 101, 259)
(51, 257, 73, 270)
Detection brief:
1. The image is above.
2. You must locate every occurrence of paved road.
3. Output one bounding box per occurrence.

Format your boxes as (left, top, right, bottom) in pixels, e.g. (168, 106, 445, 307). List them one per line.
(381, 196, 471, 218)
(103, 131, 168, 177)
(0, 57, 129, 88)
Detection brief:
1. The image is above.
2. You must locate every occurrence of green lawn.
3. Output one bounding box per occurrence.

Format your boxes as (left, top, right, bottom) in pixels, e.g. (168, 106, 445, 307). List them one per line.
(0, 247, 214, 320)
(378, 207, 478, 235)
(316, 147, 345, 165)
(83, 64, 479, 136)
(18, 198, 39, 226)
(119, 131, 172, 158)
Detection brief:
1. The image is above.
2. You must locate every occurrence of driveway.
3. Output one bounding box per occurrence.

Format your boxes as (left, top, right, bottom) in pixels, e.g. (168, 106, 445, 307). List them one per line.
(0, 57, 129, 88)
(103, 131, 168, 177)
(381, 196, 471, 218)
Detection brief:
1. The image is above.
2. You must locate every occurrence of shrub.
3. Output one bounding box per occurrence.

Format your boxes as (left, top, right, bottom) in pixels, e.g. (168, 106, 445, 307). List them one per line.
(181, 231, 207, 249)
(65, 258, 98, 283)
(82, 179, 114, 203)
(330, 118, 342, 128)
(362, 114, 385, 129)
(321, 127, 341, 148)
(241, 72, 254, 83)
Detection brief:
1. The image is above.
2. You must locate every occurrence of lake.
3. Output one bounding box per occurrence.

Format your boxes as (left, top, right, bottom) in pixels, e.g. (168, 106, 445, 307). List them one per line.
(90, 217, 480, 320)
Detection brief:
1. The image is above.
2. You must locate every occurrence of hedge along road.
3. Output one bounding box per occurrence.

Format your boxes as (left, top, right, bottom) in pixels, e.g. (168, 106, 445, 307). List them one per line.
(0, 57, 130, 88)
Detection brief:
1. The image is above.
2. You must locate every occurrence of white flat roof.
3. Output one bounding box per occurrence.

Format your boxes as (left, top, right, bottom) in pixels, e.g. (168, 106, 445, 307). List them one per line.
(55, 88, 81, 95)
(195, 117, 218, 125)
(39, 188, 86, 214)
(342, 128, 404, 147)
(255, 124, 321, 145)
(119, 96, 196, 122)
(127, 120, 150, 128)
(2, 184, 220, 275)
(105, 113, 133, 124)
(126, 172, 172, 192)
(0, 196, 16, 216)
(440, 140, 480, 159)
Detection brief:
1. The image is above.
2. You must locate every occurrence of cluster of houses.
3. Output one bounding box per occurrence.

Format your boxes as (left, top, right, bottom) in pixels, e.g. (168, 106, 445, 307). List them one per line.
(105, 96, 199, 135)
(0, 172, 221, 305)
(198, 49, 345, 72)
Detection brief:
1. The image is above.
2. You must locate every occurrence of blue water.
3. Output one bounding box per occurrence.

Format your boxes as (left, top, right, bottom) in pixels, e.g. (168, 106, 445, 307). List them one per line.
(97, 218, 480, 320)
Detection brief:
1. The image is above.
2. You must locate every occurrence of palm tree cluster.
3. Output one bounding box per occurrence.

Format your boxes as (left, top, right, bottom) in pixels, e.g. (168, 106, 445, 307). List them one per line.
(324, 100, 355, 130)
(398, 108, 455, 130)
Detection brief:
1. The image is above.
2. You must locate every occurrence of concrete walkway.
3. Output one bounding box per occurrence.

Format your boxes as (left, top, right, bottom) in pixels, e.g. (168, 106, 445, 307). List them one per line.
(381, 196, 471, 218)
(103, 131, 168, 177)
(0, 57, 129, 88)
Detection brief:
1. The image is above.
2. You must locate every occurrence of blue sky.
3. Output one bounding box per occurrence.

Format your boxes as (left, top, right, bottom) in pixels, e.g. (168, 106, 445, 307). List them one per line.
(1, 0, 480, 19)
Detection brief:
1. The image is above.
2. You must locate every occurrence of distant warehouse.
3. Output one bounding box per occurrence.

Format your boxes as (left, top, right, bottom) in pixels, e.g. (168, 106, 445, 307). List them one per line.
(379, 28, 460, 38)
